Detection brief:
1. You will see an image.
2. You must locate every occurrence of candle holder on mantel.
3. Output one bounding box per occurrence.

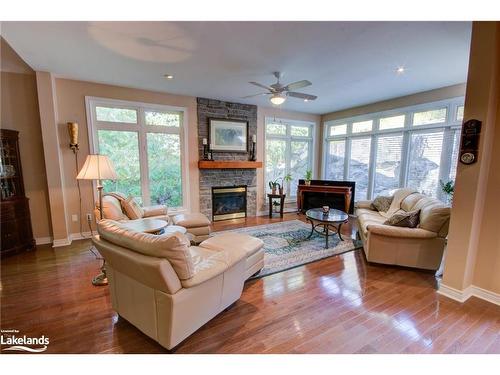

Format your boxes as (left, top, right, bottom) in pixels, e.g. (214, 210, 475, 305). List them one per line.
(202, 138, 211, 161)
(249, 134, 257, 161)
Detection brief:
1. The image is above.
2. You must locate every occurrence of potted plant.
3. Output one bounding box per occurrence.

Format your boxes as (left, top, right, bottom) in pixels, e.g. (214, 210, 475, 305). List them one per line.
(440, 179, 455, 205)
(304, 170, 313, 186)
(272, 200, 281, 213)
(268, 179, 281, 195)
(279, 173, 292, 195)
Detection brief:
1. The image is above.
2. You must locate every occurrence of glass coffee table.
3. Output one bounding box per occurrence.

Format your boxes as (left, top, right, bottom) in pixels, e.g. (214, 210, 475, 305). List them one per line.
(305, 208, 349, 249)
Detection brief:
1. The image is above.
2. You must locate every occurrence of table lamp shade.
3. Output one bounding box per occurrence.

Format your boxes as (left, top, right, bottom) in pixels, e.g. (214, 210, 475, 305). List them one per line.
(77, 154, 118, 181)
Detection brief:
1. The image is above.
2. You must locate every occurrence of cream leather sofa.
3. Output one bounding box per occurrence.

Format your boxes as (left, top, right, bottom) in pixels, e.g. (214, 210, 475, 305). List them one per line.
(355, 190, 450, 270)
(93, 220, 264, 350)
(96, 193, 211, 243)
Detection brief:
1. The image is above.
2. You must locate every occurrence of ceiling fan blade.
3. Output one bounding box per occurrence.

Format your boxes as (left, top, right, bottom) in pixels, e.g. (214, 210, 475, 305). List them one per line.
(288, 92, 317, 100)
(249, 81, 273, 91)
(241, 92, 270, 98)
(285, 80, 311, 91)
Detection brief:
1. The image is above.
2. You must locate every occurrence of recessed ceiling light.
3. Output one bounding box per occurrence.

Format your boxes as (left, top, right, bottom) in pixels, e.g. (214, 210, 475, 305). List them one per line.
(396, 66, 405, 75)
(304, 99, 309, 102)
(164, 74, 174, 79)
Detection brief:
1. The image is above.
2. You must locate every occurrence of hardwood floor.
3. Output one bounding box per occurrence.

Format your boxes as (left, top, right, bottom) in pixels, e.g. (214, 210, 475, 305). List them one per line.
(1, 213, 499, 354)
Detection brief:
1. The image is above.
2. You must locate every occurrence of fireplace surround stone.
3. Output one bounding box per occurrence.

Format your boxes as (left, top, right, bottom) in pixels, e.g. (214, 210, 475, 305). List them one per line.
(197, 98, 258, 220)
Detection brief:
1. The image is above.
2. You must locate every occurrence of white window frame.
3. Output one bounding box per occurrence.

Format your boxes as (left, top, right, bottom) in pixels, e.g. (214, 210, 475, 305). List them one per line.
(85, 96, 190, 213)
(264, 117, 315, 202)
(322, 97, 464, 201)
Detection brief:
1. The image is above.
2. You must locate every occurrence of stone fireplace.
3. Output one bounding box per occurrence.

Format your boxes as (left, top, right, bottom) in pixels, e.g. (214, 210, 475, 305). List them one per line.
(212, 185, 247, 221)
(197, 98, 258, 220)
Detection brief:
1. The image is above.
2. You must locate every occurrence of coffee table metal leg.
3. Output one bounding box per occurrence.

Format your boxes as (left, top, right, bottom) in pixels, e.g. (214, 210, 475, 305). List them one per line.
(338, 222, 344, 241)
(325, 224, 329, 248)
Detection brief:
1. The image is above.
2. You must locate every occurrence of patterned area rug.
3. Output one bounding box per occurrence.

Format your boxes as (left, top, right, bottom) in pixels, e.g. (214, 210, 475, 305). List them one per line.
(217, 219, 363, 279)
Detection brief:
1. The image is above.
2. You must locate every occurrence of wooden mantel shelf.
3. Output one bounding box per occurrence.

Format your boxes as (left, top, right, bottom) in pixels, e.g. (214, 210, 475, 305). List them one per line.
(198, 160, 263, 169)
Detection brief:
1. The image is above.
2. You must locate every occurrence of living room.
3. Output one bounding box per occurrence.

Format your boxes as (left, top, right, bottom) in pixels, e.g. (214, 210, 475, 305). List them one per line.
(1, 1, 499, 372)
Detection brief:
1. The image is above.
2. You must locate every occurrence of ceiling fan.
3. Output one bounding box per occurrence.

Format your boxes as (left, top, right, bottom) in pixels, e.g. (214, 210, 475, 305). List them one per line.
(243, 72, 318, 105)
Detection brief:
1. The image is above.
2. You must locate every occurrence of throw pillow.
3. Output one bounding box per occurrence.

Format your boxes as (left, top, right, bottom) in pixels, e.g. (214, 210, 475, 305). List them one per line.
(384, 209, 420, 228)
(122, 196, 145, 219)
(371, 195, 394, 212)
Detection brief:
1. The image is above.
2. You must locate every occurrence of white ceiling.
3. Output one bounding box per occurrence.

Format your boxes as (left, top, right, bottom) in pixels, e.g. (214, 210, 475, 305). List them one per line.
(1, 21, 472, 114)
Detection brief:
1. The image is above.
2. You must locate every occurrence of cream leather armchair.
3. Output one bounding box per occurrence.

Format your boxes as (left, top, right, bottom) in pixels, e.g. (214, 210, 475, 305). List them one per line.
(93, 220, 248, 350)
(96, 193, 211, 243)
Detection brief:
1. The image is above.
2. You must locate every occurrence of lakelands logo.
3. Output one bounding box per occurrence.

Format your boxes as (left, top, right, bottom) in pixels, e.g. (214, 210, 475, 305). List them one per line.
(1, 329, 49, 353)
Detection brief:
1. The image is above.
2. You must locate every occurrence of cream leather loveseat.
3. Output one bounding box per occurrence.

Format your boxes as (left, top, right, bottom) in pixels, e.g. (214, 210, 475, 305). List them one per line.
(355, 189, 450, 270)
(93, 220, 264, 350)
(96, 193, 211, 243)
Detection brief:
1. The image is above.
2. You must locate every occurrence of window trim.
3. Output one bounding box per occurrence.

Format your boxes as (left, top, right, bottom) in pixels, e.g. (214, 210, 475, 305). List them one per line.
(264, 117, 315, 202)
(322, 97, 464, 201)
(85, 96, 190, 213)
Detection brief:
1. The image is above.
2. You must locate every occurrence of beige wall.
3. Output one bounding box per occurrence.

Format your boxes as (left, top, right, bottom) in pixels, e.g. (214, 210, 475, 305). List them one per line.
(0, 38, 52, 240)
(52, 78, 199, 235)
(442, 22, 500, 295)
(256, 106, 321, 212)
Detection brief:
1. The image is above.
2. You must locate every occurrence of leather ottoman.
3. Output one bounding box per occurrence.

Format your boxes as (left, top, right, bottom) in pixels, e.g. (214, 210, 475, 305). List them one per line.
(172, 213, 211, 243)
(199, 233, 264, 279)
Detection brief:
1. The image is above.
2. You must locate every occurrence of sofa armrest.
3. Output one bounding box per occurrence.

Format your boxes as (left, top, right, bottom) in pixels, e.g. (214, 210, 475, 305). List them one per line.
(143, 205, 168, 218)
(355, 200, 373, 209)
(366, 224, 437, 239)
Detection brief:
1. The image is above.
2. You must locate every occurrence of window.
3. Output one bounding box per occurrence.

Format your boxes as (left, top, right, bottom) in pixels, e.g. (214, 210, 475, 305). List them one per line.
(374, 134, 403, 197)
(325, 140, 345, 181)
(456, 105, 464, 121)
(265, 118, 314, 199)
(87, 97, 187, 210)
(329, 124, 347, 136)
(352, 120, 372, 133)
(413, 108, 447, 126)
(379, 114, 405, 130)
(407, 131, 444, 196)
(348, 138, 371, 200)
(323, 98, 464, 202)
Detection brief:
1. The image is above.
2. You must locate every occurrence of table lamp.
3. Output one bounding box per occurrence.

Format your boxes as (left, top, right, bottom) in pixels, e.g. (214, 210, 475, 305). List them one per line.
(77, 154, 118, 220)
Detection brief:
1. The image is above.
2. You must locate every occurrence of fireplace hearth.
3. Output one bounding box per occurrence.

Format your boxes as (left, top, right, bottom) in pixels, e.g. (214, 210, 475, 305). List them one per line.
(212, 186, 247, 221)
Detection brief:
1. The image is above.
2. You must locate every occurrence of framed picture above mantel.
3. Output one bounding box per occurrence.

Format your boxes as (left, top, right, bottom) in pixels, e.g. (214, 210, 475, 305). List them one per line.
(208, 118, 248, 152)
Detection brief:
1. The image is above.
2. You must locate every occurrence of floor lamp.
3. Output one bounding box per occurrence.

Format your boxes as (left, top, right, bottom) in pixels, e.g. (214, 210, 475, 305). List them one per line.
(77, 154, 118, 286)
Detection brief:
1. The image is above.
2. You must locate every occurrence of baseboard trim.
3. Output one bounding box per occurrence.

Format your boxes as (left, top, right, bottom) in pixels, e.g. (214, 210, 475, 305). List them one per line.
(438, 283, 500, 306)
(52, 238, 72, 248)
(256, 207, 298, 217)
(35, 236, 53, 245)
(70, 231, 94, 241)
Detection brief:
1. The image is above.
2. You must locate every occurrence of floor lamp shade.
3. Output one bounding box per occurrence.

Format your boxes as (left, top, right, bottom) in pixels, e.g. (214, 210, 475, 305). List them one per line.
(77, 154, 118, 181)
(77, 154, 118, 222)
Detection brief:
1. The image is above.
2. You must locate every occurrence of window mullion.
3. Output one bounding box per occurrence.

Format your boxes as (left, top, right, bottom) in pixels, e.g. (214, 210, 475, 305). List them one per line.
(367, 136, 377, 200)
(137, 108, 151, 206)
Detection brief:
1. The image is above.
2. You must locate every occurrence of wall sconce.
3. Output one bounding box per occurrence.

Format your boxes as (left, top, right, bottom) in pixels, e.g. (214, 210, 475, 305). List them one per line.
(67, 122, 79, 153)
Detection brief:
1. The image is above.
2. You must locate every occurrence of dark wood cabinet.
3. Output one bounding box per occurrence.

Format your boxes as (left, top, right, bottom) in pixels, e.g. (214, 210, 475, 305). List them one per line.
(1, 129, 35, 257)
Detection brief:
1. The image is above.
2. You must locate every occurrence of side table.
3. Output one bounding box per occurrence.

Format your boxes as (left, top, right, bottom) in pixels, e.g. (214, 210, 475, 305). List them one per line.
(267, 193, 286, 218)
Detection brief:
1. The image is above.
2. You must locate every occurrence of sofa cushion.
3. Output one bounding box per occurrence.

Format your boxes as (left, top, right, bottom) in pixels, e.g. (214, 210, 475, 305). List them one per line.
(371, 195, 393, 212)
(122, 196, 145, 219)
(400, 193, 426, 212)
(173, 213, 211, 228)
(101, 195, 129, 221)
(181, 246, 247, 288)
(143, 205, 167, 218)
(384, 209, 420, 228)
(357, 212, 386, 235)
(97, 220, 194, 280)
(199, 233, 264, 257)
(419, 204, 451, 233)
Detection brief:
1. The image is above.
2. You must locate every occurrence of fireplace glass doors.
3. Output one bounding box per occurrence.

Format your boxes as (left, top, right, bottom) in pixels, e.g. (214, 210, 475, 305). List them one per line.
(212, 186, 247, 221)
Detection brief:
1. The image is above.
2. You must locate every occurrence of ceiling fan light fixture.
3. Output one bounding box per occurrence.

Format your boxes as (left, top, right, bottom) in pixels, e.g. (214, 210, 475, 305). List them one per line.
(270, 93, 286, 105)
